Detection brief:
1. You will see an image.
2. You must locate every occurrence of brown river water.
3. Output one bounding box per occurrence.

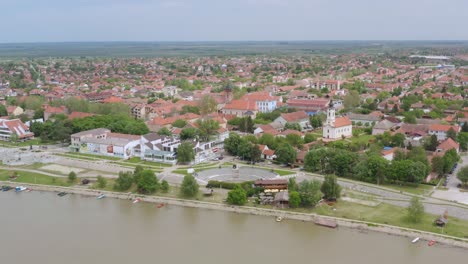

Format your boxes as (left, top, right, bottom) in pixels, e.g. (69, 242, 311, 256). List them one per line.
(0, 191, 467, 264)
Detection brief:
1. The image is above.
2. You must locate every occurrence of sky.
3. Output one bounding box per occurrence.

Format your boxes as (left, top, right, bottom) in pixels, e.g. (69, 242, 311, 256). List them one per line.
(1, 0, 467, 42)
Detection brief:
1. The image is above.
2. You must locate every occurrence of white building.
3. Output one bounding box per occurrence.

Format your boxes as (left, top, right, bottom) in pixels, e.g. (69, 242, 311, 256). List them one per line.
(322, 103, 352, 141)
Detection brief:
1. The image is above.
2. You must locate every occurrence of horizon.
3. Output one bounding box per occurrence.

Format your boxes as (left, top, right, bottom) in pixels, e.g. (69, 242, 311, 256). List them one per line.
(2, 0, 467, 42)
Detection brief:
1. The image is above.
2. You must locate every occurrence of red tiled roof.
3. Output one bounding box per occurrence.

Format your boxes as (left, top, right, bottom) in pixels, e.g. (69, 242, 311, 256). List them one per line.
(437, 138, 459, 151)
(334, 116, 352, 128)
(429, 124, 460, 132)
(224, 100, 257, 111)
(280, 111, 308, 122)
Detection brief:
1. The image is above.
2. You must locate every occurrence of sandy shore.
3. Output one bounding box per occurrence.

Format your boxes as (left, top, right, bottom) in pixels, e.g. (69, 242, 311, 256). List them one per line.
(3, 181, 468, 249)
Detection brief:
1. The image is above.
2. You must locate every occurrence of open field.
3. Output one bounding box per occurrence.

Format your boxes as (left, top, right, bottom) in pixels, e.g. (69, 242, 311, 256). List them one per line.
(0, 170, 71, 186)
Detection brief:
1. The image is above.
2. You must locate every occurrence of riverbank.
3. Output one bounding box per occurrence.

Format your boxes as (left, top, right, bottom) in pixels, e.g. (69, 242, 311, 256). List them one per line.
(2, 180, 468, 249)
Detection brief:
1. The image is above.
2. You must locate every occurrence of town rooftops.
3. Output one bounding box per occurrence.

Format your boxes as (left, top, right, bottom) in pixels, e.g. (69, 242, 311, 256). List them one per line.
(437, 138, 459, 152)
(429, 124, 460, 132)
(71, 128, 111, 138)
(0, 118, 34, 138)
(224, 100, 257, 111)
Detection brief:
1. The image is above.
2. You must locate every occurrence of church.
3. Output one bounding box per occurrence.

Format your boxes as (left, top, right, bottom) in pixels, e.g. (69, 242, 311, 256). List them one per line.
(322, 102, 352, 141)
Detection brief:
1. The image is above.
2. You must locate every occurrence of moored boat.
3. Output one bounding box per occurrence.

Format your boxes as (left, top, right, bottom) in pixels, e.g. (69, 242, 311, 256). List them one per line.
(15, 186, 27, 192)
(428, 240, 436, 246)
(412, 237, 420, 243)
(57, 192, 68, 197)
(276, 216, 283, 222)
(97, 194, 106, 199)
(2, 186, 12, 192)
(156, 203, 165, 208)
(132, 198, 141, 204)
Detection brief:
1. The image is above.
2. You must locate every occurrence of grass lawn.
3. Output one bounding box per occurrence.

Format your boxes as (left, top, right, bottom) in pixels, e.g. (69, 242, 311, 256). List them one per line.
(310, 201, 468, 239)
(274, 169, 296, 176)
(125, 157, 172, 167)
(57, 153, 98, 161)
(0, 170, 71, 187)
(383, 183, 434, 196)
(63, 152, 123, 161)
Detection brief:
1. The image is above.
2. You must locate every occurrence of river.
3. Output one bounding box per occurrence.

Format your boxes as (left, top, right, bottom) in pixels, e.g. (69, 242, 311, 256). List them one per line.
(1, 191, 467, 264)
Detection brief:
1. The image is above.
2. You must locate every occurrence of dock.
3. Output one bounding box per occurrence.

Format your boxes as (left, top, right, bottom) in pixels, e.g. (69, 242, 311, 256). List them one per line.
(314, 218, 338, 228)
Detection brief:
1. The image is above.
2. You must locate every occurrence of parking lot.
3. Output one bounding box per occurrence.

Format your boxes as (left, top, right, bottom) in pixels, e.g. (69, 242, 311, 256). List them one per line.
(432, 154, 468, 205)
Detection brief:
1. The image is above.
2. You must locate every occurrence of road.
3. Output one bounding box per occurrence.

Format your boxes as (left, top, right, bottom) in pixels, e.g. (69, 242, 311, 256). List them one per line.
(432, 154, 468, 205)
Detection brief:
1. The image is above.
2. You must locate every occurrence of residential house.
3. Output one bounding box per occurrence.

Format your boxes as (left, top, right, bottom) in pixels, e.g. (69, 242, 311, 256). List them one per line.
(6, 106, 24, 117)
(222, 100, 258, 118)
(372, 119, 398, 135)
(428, 124, 461, 141)
(0, 118, 34, 141)
(436, 138, 460, 154)
(258, 145, 276, 160)
(286, 99, 330, 115)
(348, 114, 381, 127)
(241, 91, 281, 113)
(274, 111, 310, 130)
(43, 105, 67, 121)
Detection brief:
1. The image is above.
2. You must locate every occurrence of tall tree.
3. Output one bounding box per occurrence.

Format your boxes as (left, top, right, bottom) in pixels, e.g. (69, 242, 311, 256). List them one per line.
(197, 119, 219, 141)
(298, 180, 322, 207)
(446, 127, 457, 141)
(180, 175, 199, 198)
(320, 174, 342, 201)
(425, 134, 438, 151)
(198, 95, 217, 116)
(457, 166, 468, 186)
(275, 144, 297, 165)
(226, 185, 247, 205)
(137, 170, 159, 194)
(177, 142, 195, 164)
(407, 197, 424, 223)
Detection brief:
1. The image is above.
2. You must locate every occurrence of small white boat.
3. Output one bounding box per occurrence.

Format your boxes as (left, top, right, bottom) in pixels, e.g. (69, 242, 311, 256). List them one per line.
(412, 237, 420, 243)
(132, 198, 141, 204)
(15, 186, 27, 192)
(276, 216, 283, 222)
(97, 194, 106, 199)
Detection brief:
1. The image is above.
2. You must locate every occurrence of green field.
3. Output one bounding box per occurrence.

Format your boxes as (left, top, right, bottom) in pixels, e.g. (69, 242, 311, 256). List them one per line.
(0, 170, 71, 186)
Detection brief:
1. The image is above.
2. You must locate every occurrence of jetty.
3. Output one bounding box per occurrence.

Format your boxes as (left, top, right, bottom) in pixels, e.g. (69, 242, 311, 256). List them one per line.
(314, 218, 338, 228)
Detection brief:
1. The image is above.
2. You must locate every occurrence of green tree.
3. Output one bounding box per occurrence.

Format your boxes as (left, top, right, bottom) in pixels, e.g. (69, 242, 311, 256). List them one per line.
(68, 171, 77, 183)
(133, 165, 144, 183)
(320, 174, 342, 201)
(431, 156, 445, 176)
(114, 171, 134, 191)
(457, 166, 468, 186)
(275, 144, 297, 165)
(407, 197, 424, 223)
(343, 90, 360, 109)
(197, 119, 219, 141)
(172, 119, 187, 128)
(180, 128, 198, 140)
(0, 104, 7, 116)
(298, 180, 322, 207)
(224, 133, 242, 155)
(424, 134, 438, 151)
(226, 185, 247, 205)
(137, 170, 159, 194)
(157, 127, 172, 136)
(96, 176, 107, 188)
(462, 122, 468, 133)
(288, 178, 298, 191)
(288, 191, 301, 208)
(161, 180, 170, 193)
(250, 144, 262, 163)
(180, 175, 199, 198)
(198, 95, 217, 116)
(304, 133, 317, 143)
(446, 127, 457, 140)
(177, 142, 195, 164)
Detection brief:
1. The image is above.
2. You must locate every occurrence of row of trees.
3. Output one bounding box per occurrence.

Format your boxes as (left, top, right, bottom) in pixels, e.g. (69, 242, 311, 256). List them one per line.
(304, 146, 439, 185)
(114, 166, 169, 194)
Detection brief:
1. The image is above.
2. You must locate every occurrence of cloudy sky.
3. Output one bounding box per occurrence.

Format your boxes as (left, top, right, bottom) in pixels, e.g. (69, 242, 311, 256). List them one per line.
(1, 0, 467, 42)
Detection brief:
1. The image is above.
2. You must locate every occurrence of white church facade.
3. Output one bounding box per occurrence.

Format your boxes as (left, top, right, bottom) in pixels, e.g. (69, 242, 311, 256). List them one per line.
(322, 103, 352, 141)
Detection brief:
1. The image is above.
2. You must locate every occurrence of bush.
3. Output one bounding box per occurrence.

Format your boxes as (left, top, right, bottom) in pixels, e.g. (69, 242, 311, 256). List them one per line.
(137, 170, 159, 194)
(206, 180, 262, 197)
(181, 175, 199, 198)
(161, 180, 169, 193)
(114, 171, 134, 191)
(68, 171, 77, 183)
(226, 186, 247, 205)
(96, 176, 107, 189)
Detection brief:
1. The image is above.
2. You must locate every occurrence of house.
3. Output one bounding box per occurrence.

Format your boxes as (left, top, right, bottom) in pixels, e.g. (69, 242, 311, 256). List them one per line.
(348, 114, 381, 127)
(70, 128, 140, 159)
(436, 138, 460, 154)
(0, 118, 34, 141)
(286, 99, 330, 115)
(222, 100, 258, 118)
(6, 106, 24, 117)
(254, 179, 288, 192)
(43, 105, 67, 121)
(139, 133, 180, 164)
(131, 104, 155, 120)
(428, 124, 460, 141)
(322, 102, 352, 141)
(254, 124, 280, 136)
(241, 91, 280, 113)
(274, 191, 289, 208)
(258, 145, 276, 160)
(372, 119, 398, 135)
(274, 111, 310, 130)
